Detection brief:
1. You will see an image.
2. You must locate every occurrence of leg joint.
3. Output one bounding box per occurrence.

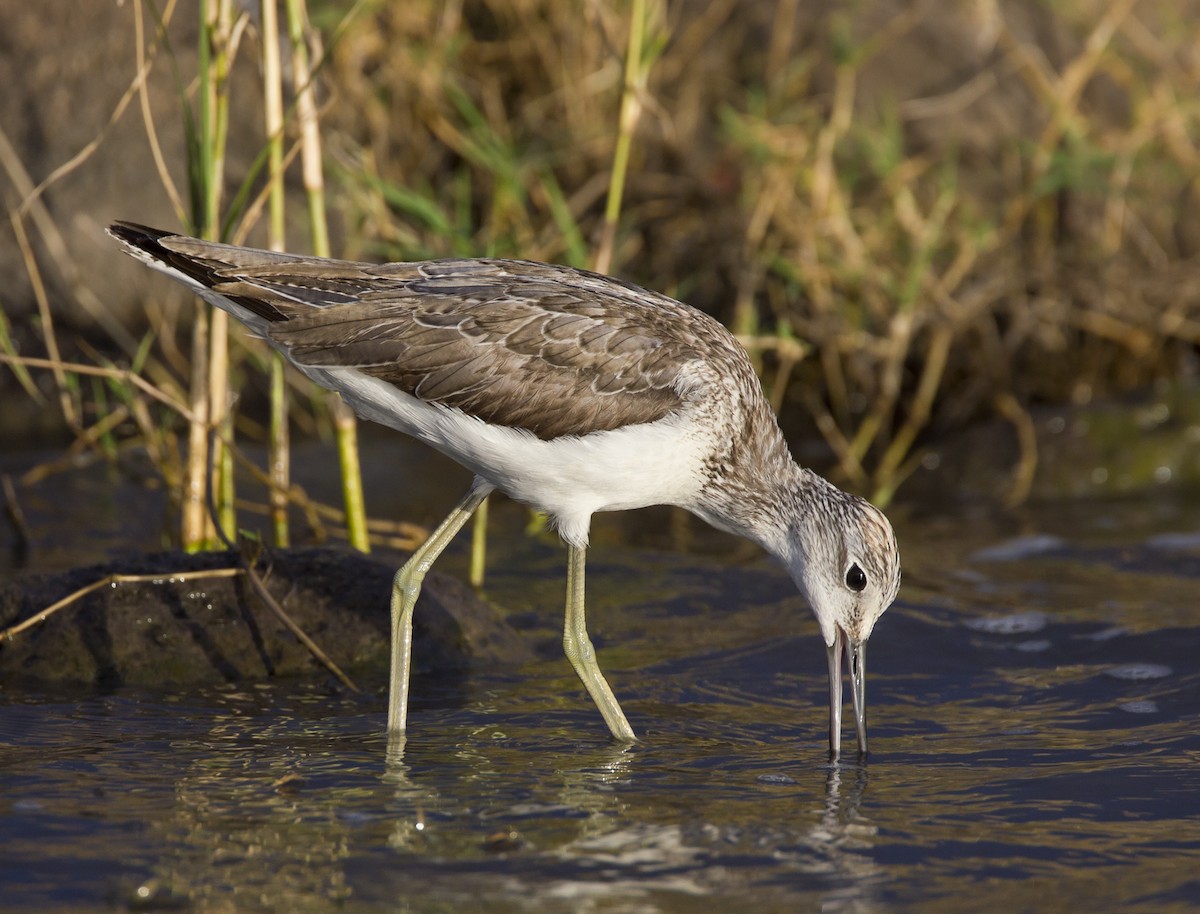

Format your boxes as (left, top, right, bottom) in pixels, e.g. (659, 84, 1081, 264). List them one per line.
(562, 630, 595, 664)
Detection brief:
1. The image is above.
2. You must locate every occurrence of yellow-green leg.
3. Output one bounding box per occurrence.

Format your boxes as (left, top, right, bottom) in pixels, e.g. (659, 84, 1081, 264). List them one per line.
(387, 483, 493, 735)
(563, 543, 636, 741)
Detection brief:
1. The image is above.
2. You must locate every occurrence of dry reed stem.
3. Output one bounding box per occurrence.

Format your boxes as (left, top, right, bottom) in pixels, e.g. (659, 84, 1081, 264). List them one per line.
(228, 141, 305, 246)
(593, 0, 656, 275)
(1, 473, 31, 554)
(134, 0, 188, 223)
(261, 0, 286, 245)
(231, 496, 427, 551)
(19, 407, 132, 487)
(732, 170, 787, 341)
(215, 425, 428, 550)
(10, 212, 77, 429)
(17, 0, 179, 220)
(765, 0, 800, 83)
(0, 125, 138, 354)
(234, 544, 359, 691)
(14, 440, 125, 488)
(0, 567, 242, 643)
(1102, 100, 1166, 260)
(128, 393, 172, 483)
(877, 324, 953, 490)
(0, 354, 194, 421)
(288, 0, 331, 256)
(997, 0, 1138, 239)
(801, 388, 867, 488)
(202, 0, 240, 546)
(183, 311, 212, 550)
(846, 182, 957, 482)
(286, 0, 370, 553)
(994, 392, 1038, 507)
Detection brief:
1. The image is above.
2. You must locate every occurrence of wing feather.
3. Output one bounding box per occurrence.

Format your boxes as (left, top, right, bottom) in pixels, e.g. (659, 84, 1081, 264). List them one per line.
(116, 224, 747, 441)
(267, 285, 704, 438)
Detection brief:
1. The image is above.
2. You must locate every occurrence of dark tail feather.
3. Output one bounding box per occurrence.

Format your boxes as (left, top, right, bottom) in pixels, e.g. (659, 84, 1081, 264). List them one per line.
(107, 221, 226, 292)
(107, 221, 288, 323)
(108, 221, 176, 248)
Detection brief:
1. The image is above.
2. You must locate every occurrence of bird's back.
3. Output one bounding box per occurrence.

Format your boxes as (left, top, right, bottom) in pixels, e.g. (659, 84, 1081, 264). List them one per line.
(109, 222, 754, 442)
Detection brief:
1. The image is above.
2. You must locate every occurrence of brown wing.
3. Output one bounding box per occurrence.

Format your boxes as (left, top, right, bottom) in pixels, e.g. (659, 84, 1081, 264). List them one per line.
(149, 238, 737, 440)
(270, 281, 694, 439)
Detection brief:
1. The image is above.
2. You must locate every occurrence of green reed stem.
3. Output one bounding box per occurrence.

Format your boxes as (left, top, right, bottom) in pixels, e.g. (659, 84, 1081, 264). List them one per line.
(203, 0, 237, 548)
(469, 493, 488, 588)
(262, 0, 291, 547)
(285, 0, 370, 553)
(593, 0, 656, 275)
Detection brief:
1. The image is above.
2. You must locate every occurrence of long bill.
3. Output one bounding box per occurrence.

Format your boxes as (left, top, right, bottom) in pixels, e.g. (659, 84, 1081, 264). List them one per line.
(825, 627, 868, 762)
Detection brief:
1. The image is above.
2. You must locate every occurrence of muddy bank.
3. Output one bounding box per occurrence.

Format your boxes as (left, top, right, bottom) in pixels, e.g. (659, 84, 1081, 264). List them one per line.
(904, 379, 1200, 506)
(0, 547, 532, 688)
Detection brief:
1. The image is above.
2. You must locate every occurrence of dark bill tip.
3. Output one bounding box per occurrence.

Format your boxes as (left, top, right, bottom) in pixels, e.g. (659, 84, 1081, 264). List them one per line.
(848, 639, 867, 759)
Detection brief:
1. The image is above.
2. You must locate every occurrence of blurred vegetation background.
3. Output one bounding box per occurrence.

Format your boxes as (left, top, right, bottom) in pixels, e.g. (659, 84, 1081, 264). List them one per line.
(3, 0, 1200, 535)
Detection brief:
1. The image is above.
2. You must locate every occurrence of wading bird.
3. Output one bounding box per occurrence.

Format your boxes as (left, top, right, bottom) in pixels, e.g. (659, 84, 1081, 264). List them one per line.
(109, 221, 901, 760)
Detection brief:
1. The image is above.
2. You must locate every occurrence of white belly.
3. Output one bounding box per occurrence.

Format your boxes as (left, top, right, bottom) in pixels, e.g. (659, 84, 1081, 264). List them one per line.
(308, 366, 714, 547)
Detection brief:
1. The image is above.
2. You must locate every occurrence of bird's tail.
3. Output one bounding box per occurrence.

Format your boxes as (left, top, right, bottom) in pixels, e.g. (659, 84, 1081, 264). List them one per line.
(107, 221, 286, 330)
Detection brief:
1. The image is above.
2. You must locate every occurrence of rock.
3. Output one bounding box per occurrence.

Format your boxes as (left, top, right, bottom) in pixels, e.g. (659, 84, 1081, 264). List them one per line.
(0, 547, 532, 688)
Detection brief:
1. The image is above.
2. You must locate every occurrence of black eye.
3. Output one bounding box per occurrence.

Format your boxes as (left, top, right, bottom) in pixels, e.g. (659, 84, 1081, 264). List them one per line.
(845, 563, 867, 592)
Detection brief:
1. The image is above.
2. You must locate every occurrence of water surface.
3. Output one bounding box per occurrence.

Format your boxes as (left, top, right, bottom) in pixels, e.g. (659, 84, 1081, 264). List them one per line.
(2, 450, 1199, 912)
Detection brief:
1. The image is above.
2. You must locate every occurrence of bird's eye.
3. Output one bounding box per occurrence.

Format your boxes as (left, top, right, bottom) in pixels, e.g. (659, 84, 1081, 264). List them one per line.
(845, 563, 867, 592)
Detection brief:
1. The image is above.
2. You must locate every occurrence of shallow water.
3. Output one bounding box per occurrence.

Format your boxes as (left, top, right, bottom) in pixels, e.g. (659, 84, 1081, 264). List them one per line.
(2, 448, 1200, 912)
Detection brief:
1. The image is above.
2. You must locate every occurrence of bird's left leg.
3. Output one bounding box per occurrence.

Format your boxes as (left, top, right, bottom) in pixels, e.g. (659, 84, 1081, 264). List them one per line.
(387, 481, 493, 736)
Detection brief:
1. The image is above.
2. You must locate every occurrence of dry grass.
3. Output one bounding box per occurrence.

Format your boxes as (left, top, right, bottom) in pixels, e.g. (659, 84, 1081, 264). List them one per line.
(322, 0, 1200, 501)
(5, 0, 1200, 515)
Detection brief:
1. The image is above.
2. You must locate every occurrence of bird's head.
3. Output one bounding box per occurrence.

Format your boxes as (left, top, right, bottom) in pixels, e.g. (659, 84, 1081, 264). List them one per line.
(785, 473, 901, 760)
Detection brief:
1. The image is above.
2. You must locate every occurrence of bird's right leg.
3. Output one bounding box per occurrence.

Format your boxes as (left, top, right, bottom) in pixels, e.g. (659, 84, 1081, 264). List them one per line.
(563, 543, 636, 742)
(388, 481, 493, 736)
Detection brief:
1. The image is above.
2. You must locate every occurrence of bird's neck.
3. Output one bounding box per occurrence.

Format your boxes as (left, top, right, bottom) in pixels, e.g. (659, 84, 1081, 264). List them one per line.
(694, 406, 808, 558)
(751, 450, 810, 560)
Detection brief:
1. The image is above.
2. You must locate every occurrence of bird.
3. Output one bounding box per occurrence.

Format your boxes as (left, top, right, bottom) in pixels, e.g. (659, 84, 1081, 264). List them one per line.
(108, 221, 901, 760)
